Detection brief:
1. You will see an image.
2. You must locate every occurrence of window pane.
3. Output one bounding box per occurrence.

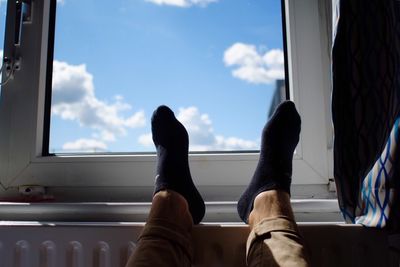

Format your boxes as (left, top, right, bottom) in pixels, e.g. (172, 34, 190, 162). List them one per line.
(49, 0, 286, 153)
(0, 2, 6, 92)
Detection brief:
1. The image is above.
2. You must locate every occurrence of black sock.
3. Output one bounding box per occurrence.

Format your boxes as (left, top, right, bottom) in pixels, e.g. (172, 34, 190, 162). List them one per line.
(237, 101, 301, 223)
(152, 105, 205, 224)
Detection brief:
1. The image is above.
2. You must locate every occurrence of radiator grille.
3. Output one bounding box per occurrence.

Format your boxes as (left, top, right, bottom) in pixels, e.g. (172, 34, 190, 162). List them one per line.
(0, 223, 398, 267)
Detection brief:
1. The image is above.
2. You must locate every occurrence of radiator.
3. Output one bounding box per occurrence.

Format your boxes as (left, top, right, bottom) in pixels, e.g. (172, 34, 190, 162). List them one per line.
(0, 222, 398, 267)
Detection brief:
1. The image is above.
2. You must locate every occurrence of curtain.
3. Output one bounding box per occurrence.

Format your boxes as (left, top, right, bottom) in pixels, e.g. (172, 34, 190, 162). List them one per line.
(332, 0, 400, 228)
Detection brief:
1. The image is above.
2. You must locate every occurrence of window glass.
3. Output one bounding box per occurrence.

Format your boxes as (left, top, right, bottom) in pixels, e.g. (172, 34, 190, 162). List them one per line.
(49, 0, 286, 153)
(0, 1, 6, 90)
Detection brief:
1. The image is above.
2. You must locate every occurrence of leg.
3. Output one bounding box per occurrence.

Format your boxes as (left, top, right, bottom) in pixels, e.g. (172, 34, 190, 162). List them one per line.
(126, 190, 193, 267)
(126, 106, 205, 267)
(238, 101, 310, 267)
(247, 190, 310, 267)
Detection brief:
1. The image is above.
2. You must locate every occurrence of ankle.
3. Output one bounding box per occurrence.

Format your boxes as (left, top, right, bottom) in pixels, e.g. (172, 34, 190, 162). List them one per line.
(150, 190, 193, 228)
(248, 190, 294, 227)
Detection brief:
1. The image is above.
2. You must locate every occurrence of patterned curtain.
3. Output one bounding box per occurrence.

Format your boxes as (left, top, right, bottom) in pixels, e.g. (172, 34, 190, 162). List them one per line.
(332, 0, 400, 228)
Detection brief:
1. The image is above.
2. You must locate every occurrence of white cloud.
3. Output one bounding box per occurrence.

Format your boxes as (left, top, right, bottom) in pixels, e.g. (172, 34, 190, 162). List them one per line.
(62, 138, 107, 152)
(138, 106, 258, 151)
(145, 0, 217, 8)
(177, 106, 215, 147)
(224, 43, 284, 84)
(214, 136, 259, 150)
(52, 60, 146, 143)
(138, 133, 153, 147)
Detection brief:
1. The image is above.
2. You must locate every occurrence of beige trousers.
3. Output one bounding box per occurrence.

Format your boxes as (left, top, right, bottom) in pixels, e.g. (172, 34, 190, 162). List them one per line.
(126, 216, 310, 267)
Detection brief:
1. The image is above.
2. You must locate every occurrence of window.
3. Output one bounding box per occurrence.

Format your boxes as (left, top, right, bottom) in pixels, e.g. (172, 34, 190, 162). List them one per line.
(0, 2, 5, 56)
(0, 0, 334, 207)
(49, 0, 287, 154)
(0, 1, 9, 93)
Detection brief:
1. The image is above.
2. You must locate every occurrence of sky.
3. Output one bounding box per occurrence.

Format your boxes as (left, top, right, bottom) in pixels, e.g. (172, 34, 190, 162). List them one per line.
(1, 0, 286, 153)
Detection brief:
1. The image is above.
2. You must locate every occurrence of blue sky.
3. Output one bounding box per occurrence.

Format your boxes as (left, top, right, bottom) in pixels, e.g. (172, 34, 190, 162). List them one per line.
(2, 0, 286, 153)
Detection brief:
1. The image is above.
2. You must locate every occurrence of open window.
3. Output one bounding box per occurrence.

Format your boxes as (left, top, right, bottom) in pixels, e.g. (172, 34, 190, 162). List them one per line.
(0, 0, 334, 211)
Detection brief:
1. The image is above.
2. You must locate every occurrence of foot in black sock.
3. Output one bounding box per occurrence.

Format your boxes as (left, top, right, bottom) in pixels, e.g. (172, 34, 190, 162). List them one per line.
(152, 105, 205, 224)
(237, 101, 301, 223)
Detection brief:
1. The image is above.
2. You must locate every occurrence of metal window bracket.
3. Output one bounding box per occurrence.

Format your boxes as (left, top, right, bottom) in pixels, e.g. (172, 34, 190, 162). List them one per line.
(328, 178, 337, 193)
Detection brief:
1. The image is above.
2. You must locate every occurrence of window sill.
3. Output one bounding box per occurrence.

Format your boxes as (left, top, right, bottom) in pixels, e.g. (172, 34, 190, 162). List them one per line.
(0, 199, 342, 223)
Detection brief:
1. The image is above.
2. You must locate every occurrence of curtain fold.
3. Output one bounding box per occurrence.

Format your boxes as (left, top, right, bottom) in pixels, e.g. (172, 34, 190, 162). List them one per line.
(332, 0, 400, 227)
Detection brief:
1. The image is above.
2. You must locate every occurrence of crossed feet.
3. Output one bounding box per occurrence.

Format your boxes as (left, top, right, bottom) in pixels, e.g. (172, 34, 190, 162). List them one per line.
(151, 101, 301, 225)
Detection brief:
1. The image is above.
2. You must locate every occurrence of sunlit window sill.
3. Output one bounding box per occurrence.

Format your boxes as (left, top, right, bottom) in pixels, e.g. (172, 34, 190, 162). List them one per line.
(0, 199, 342, 223)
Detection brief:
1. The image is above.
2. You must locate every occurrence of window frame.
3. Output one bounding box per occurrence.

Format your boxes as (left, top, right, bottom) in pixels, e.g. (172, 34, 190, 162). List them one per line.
(0, 0, 334, 200)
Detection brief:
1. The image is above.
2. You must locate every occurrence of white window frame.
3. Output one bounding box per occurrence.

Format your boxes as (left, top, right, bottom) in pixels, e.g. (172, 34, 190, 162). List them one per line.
(0, 0, 334, 201)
